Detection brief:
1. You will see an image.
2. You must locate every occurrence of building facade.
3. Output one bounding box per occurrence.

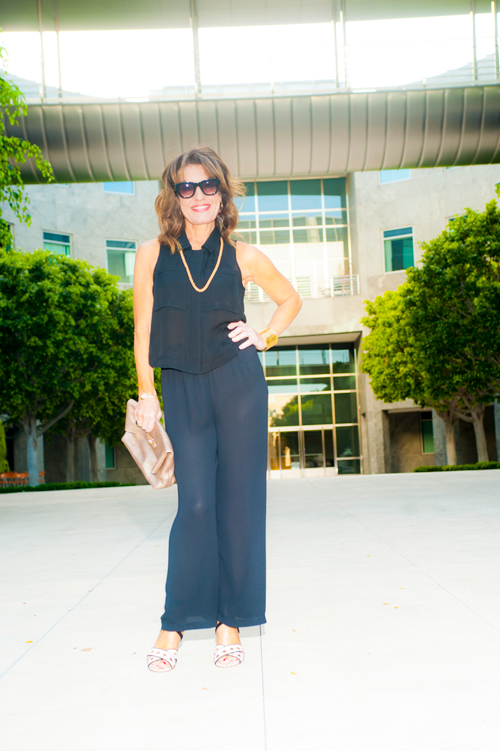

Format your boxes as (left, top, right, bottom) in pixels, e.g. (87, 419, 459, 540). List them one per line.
(5, 163, 500, 482)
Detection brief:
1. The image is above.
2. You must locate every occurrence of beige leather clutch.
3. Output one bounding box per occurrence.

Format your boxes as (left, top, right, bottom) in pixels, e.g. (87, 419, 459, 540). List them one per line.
(121, 399, 176, 489)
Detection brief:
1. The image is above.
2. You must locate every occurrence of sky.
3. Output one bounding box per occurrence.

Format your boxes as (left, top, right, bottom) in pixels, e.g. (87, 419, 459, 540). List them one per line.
(0, 13, 496, 99)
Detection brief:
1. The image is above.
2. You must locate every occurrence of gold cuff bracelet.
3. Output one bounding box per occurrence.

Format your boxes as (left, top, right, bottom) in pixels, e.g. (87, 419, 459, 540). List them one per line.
(259, 326, 278, 351)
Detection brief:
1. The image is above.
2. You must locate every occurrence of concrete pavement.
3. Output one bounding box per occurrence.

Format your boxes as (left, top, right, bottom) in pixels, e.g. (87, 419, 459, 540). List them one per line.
(1, 472, 500, 750)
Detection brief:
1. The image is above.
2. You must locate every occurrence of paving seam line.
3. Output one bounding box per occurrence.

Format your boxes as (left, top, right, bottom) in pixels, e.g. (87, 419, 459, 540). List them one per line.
(306, 479, 500, 636)
(0, 510, 175, 680)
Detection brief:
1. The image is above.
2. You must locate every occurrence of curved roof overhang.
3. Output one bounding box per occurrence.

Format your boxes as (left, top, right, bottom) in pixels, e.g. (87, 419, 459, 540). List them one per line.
(2, 0, 491, 32)
(6, 85, 500, 184)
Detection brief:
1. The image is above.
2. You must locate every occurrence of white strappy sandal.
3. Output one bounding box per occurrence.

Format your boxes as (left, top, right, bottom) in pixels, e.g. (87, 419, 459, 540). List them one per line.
(147, 631, 183, 672)
(214, 622, 245, 668)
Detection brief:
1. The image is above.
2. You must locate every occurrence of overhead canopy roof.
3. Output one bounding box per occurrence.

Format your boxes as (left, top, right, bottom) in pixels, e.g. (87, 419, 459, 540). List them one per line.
(2, 0, 492, 32)
(6, 85, 500, 184)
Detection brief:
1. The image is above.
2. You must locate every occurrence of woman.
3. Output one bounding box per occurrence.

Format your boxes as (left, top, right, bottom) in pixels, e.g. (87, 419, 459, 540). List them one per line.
(133, 146, 302, 672)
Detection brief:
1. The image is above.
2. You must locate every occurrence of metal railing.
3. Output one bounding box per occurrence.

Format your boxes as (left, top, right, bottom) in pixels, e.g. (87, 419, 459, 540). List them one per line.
(244, 274, 359, 302)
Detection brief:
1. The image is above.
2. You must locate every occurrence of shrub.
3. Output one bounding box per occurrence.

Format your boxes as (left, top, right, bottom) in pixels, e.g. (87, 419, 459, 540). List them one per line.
(0, 481, 135, 494)
(414, 462, 500, 472)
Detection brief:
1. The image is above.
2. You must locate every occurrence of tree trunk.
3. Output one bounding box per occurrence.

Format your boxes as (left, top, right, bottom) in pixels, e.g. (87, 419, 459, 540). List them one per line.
(22, 415, 39, 486)
(470, 404, 489, 462)
(443, 418, 457, 465)
(88, 434, 99, 483)
(66, 425, 75, 482)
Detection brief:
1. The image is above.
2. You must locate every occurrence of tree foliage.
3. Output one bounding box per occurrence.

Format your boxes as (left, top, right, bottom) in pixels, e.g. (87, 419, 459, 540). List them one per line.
(0, 249, 139, 484)
(0, 41, 53, 249)
(361, 190, 500, 463)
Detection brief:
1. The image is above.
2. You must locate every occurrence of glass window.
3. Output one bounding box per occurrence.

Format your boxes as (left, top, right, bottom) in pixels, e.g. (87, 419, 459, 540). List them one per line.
(106, 239, 137, 283)
(235, 230, 257, 245)
(336, 426, 360, 457)
(103, 182, 134, 195)
(260, 229, 290, 245)
(236, 182, 256, 214)
(300, 348, 327, 370)
(334, 392, 358, 424)
(280, 431, 300, 470)
(326, 226, 348, 244)
(292, 214, 322, 227)
(293, 227, 324, 244)
(43, 231, 71, 256)
(256, 181, 288, 212)
(301, 393, 333, 425)
(421, 412, 434, 453)
(268, 431, 280, 470)
(267, 378, 298, 395)
(379, 169, 411, 184)
(384, 228, 414, 272)
(323, 178, 346, 210)
(331, 349, 355, 374)
(269, 395, 300, 427)
(260, 216, 289, 228)
(299, 377, 331, 393)
(338, 459, 361, 474)
(265, 346, 296, 377)
(237, 217, 257, 229)
(325, 213, 347, 225)
(324, 430, 334, 467)
(105, 444, 115, 469)
(303, 430, 324, 468)
(334, 375, 356, 391)
(298, 347, 330, 376)
(290, 179, 322, 211)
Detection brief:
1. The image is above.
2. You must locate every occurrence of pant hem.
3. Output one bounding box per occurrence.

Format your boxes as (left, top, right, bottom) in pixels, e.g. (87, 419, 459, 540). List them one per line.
(161, 615, 266, 632)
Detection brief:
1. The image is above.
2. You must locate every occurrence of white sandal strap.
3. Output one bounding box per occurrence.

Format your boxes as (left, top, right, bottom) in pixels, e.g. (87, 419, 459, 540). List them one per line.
(147, 648, 178, 670)
(214, 644, 245, 664)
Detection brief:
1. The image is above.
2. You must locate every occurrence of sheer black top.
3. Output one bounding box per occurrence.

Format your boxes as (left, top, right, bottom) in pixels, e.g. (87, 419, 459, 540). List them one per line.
(149, 227, 247, 374)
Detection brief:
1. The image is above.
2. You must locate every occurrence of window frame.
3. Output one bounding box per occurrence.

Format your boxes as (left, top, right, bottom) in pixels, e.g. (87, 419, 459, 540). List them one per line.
(379, 169, 412, 185)
(105, 238, 138, 284)
(420, 411, 435, 455)
(105, 443, 116, 470)
(382, 225, 414, 274)
(42, 230, 72, 257)
(236, 177, 352, 301)
(102, 182, 135, 196)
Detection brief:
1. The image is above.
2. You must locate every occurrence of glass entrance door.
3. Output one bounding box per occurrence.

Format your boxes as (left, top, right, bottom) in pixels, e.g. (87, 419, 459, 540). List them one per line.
(268, 429, 337, 478)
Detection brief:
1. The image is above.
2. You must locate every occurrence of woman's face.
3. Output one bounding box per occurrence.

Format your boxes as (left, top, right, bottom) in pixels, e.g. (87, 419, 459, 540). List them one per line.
(176, 164, 222, 227)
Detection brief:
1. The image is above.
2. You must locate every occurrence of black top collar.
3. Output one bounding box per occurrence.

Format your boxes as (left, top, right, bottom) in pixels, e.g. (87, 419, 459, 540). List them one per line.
(178, 226, 221, 254)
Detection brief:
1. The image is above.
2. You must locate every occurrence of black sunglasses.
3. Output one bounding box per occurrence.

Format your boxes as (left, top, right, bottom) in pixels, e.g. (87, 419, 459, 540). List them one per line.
(173, 178, 220, 199)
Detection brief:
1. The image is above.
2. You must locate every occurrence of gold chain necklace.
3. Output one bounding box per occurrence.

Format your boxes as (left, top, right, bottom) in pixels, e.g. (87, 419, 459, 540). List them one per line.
(179, 237, 224, 293)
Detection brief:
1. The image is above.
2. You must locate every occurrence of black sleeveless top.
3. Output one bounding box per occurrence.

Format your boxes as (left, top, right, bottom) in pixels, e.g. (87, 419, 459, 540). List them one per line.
(149, 227, 247, 374)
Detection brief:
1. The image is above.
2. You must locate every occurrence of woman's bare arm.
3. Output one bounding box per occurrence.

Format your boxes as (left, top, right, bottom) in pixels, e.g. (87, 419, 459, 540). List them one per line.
(230, 241, 302, 350)
(133, 239, 162, 431)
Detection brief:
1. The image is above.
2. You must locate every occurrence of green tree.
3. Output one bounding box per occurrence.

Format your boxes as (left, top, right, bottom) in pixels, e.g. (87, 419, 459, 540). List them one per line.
(48, 286, 143, 482)
(0, 42, 53, 249)
(0, 249, 125, 485)
(0, 420, 9, 472)
(361, 195, 500, 463)
(361, 289, 461, 464)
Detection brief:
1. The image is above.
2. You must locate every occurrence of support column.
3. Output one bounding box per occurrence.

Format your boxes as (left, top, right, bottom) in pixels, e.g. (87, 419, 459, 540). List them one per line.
(332, 1, 340, 89)
(37, 0, 46, 101)
(494, 401, 500, 462)
(493, 1, 499, 80)
(432, 410, 446, 466)
(472, 0, 478, 82)
(190, 0, 202, 98)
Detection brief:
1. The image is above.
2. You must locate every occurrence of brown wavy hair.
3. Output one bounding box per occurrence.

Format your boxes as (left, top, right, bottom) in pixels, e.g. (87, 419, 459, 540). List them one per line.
(155, 146, 245, 253)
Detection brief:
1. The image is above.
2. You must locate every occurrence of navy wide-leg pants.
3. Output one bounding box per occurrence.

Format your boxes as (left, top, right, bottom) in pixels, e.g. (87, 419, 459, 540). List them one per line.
(160, 344, 269, 631)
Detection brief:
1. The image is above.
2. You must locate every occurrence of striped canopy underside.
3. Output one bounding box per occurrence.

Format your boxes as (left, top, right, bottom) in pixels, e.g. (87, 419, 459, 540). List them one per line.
(5, 86, 500, 184)
(1, 0, 493, 32)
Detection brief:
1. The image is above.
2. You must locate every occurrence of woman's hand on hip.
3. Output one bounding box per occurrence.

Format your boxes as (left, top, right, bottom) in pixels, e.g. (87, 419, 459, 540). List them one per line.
(227, 321, 266, 351)
(134, 398, 162, 434)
